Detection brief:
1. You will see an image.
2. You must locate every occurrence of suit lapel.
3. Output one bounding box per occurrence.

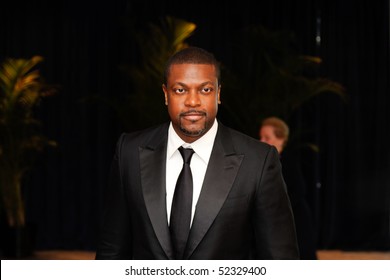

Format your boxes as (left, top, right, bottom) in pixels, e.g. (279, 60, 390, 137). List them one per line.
(184, 125, 244, 259)
(139, 123, 174, 259)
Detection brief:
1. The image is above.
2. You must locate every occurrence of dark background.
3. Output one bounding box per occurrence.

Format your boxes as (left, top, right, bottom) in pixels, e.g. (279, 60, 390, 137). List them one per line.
(1, 0, 389, 251)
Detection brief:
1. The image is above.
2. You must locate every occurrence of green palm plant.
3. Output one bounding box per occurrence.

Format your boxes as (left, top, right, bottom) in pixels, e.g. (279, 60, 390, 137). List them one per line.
(0, 56, 56, 228)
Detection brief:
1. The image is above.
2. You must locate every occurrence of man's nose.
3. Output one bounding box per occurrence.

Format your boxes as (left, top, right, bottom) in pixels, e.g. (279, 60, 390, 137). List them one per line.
(185, 90, 201, 106)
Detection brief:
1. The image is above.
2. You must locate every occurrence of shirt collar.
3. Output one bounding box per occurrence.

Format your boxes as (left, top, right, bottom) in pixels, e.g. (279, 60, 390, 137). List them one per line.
(167, 120, 218, 164)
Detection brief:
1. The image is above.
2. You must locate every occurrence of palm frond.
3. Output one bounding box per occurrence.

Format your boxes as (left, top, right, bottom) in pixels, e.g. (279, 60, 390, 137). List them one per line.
(0, 55, 56, 227)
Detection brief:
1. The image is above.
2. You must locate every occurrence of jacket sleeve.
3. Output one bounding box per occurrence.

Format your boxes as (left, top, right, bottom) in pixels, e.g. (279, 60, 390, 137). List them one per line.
(253, 146, 300, 259)
(95, 134, 132, 259)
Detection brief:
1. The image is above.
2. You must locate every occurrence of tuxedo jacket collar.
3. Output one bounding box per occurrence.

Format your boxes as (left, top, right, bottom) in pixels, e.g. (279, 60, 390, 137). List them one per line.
(139, 122, 244, 259)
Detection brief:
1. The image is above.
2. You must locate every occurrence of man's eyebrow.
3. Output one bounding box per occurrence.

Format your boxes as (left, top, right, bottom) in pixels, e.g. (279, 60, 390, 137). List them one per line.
(200, 81, 215, 86)
(172, 81, 215, 87)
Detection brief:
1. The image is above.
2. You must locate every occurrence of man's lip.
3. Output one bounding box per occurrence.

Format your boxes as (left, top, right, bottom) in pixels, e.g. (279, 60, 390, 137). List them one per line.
(181, 111, 205, 116)
(181, 112, 205, 121)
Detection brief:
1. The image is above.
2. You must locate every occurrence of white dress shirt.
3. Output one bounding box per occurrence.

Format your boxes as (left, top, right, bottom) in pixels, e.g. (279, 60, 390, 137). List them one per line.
(166, 120, 218, 226)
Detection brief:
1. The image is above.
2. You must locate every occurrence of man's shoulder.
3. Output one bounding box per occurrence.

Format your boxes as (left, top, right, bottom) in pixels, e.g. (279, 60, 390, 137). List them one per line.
(218, 123, 271, 152)
(117, 122, 169, 147)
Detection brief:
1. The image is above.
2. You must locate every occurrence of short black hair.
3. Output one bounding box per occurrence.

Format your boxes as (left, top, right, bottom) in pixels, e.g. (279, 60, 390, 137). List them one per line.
(163, 46, 221, 85)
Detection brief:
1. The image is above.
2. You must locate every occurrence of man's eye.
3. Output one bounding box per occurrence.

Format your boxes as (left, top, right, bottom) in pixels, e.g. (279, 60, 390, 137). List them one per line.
(175, 88, 185, 94)
(202, 87, 212, 94)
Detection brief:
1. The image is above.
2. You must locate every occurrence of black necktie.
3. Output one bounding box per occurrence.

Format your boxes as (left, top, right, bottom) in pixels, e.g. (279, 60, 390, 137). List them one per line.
(170, 146, 195, 259)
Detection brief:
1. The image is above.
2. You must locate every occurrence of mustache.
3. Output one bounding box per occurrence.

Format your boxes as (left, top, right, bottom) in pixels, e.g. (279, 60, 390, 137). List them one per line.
(180, 110, 206, 117)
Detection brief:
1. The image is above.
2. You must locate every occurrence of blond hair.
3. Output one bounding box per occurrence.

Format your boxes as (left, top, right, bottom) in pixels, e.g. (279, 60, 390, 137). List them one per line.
(261, 117, 289, 147)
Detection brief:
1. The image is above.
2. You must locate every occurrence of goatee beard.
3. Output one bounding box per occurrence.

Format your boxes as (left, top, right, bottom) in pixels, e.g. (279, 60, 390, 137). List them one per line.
(178, 110, 207, 137)
(179, 119, 207, 138)
(179, 123, 206, 137)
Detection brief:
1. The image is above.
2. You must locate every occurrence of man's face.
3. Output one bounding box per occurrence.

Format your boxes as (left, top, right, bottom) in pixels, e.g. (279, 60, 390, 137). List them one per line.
(162, 63, 220, 143)
(259, 125, 284, 154)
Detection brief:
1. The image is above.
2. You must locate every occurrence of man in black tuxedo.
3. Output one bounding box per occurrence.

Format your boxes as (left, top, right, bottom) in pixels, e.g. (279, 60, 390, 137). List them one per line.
(95, 47, 299, 260)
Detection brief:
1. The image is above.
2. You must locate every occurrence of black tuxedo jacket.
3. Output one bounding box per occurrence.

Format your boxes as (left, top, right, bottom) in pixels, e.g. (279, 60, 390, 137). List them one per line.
(96, 122, 299, 259)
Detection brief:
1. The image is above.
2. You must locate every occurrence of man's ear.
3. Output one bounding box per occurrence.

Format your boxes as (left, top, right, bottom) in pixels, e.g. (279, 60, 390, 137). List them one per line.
(162, 84, 168, 105)
(217, 84, 221, 104)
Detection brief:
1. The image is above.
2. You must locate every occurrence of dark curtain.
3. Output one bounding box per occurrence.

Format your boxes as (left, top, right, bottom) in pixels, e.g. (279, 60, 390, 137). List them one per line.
(316, 0, 390, 250)
(1, 0, 389, 251)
